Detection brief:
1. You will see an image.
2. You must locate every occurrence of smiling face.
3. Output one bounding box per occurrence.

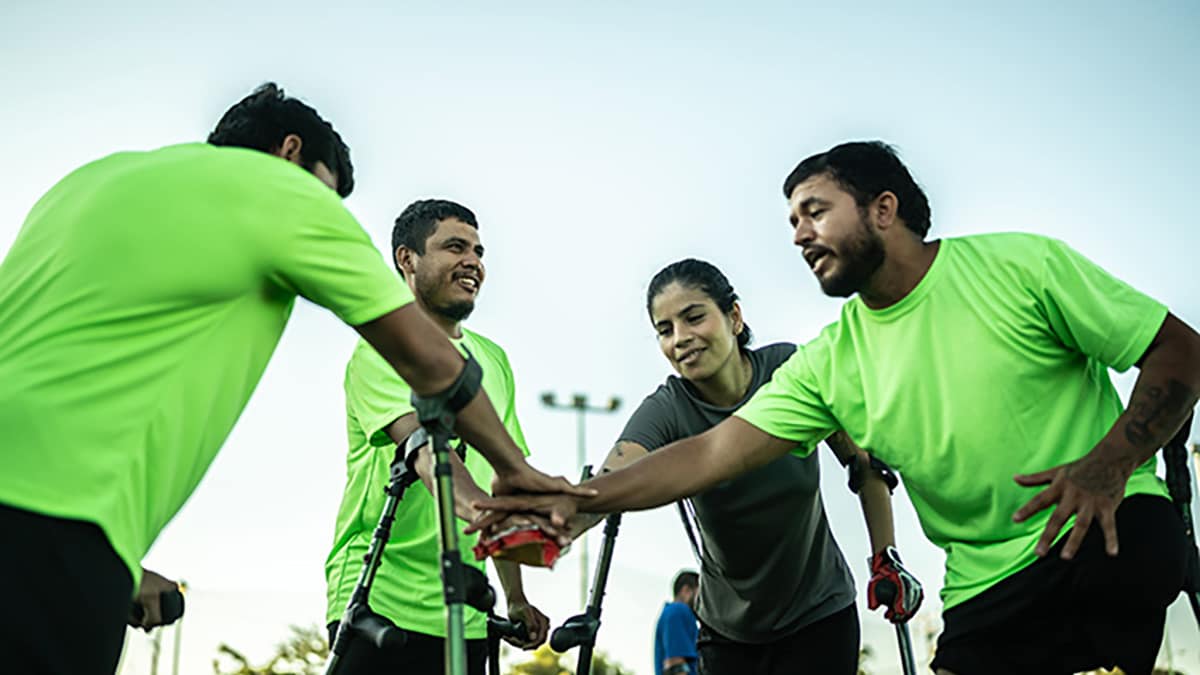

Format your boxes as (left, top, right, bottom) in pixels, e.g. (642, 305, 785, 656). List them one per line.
(401, 217, 485, 323)
(788, 173, 886, 298)
(650, 282, 743, 383)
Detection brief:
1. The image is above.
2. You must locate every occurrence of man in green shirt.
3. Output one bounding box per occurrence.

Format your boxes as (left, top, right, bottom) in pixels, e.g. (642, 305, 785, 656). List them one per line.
(473, 142, 1200, 674)
(0, 84, 579, 675)
(326, 199, 550, 673)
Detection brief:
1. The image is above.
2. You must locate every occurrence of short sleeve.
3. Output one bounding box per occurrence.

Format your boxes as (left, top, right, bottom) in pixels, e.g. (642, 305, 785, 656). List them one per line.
(733, 345, 838, 456)
(345, 340, 415, 447)
(269, 188, 413, 326)
(618, 390, 678, 451)
(1037, 238, 1167, 372)
(661, 604, 698, 660)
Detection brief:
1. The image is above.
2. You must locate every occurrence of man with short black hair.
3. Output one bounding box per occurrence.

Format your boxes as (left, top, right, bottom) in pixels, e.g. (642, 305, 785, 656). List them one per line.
(0, 83, 580, 675)
(326, 199, 550, 674)
(654, 570, 699, 675)
(473, 141, 1200, 675)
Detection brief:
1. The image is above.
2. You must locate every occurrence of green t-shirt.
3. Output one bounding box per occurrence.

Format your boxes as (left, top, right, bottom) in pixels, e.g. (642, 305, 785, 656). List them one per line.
(325, 329, 530, 638)
(0, 144, 413, 587)
(734, 233, 1168, 609)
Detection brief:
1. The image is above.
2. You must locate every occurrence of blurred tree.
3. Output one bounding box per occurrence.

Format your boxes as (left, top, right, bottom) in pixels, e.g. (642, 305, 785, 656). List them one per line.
(213, 625, 327, 675)
(504, 644, 630, 675)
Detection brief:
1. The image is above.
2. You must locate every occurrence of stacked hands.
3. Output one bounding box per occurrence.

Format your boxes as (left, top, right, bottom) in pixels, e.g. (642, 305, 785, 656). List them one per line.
(470, 465, 586, 561)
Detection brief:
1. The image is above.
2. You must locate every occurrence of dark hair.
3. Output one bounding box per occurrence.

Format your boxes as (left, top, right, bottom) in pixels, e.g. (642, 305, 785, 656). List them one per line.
(672, 570, 699, 596)
(207, 83, 355, 198)
(782, 141, 932, 237)
(391, 199, 479, 276)
(647, 259, 752, 349)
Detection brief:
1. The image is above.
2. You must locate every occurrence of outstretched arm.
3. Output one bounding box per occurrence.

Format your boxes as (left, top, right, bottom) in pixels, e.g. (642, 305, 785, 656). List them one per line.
(358, 306, 591, 498)
(471, 417, 796, 528)
(1014, 312, 1200, 559)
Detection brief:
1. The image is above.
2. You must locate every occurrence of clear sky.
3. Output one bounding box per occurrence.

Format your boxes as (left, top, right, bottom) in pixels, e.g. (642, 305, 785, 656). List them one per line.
(3, 1, 1199, 673)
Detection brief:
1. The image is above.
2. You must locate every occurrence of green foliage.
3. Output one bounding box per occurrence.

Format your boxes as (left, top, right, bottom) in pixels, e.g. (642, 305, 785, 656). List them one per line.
(504, 644, 631, 675)
(213, 625, 328, 675)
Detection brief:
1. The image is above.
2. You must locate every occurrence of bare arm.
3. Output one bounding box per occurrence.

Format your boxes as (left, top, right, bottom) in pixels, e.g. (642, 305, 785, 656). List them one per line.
(470, 417, 798, 530)
(1015, 312, 1200, 558)
(494, 559, 548, 648)
(825, 432, 895, 555)
(356, 305, 523, 473)
(358, 306, 589, 498)
(564, 441, 651, 538)
(383, 415, 488, 522)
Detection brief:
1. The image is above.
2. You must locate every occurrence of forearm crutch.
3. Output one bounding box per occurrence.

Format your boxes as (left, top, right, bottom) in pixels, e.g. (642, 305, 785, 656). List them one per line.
(1164, 412, 1200, 628)
(325, 441, 420, 674)
(549, 468, 622, 675)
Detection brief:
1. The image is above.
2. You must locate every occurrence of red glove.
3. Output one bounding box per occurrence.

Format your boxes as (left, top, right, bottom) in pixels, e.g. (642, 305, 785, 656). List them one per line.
(867, 546, 923, 623)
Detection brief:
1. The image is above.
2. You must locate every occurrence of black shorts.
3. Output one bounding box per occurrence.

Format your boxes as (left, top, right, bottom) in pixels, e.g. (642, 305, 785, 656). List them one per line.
(931, 495, 1188, 675)
(327, 621, 488, 674)
(697, 603, 860, 675)
(0, 502, 133, 675)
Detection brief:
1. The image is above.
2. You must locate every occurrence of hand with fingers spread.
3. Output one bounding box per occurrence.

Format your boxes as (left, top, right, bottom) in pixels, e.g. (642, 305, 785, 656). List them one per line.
(468, 493, 583, 536)
(1012, 447, 1134, 559)
(474, 512, 572, 549)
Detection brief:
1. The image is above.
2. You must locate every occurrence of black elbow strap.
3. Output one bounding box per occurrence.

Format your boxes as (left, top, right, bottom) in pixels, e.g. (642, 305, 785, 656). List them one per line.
(847, 454, 899, 494)
(410, 351, 483, 425)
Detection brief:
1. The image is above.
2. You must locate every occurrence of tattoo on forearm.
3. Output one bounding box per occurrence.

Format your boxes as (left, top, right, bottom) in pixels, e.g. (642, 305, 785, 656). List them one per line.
(1124, 379, 1194, 446)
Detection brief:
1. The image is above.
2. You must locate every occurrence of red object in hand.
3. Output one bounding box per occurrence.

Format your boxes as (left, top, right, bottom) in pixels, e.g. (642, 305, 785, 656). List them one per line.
(473, 524, 566, 568)
(867, 546, 924, 623)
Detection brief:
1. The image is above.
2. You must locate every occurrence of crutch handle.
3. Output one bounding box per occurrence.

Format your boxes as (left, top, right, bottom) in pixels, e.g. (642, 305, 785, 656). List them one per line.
(550, 612, 598, 652)
(488, 615, 529, 642)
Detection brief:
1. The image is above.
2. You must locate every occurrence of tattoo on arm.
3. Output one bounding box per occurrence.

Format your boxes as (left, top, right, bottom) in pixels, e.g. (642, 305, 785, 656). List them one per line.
(1124, 379, 1193, 446)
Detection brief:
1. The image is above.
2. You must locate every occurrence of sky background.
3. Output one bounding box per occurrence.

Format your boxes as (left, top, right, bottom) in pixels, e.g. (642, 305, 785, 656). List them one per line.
(2, 1, 1199, 673)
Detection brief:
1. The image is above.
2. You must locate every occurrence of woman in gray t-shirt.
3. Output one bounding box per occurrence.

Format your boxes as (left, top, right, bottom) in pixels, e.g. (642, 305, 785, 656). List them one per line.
(590, 259, 904, 675)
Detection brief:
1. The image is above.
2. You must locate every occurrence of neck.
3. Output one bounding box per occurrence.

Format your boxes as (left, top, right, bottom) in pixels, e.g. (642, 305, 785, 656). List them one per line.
(689, 348, 753, 408)
(859, 239, 940, 309)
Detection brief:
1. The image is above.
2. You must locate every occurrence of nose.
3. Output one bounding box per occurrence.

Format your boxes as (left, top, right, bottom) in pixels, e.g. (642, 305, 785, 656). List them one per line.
(793, 218, 815, 247)
(671, 323, 693, 352)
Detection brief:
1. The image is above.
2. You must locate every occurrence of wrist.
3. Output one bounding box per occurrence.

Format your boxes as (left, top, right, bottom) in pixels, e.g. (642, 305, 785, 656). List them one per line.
(1087, 440, 1140, 480)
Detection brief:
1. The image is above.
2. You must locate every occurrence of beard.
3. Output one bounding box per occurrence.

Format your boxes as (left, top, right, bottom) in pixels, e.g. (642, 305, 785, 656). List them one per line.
(414, 270, 476, 322)
(817, 215, 886, 298)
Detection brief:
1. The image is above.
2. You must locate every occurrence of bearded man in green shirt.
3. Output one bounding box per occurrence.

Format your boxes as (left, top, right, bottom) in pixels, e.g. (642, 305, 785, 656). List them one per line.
(474, 141, 1200, 675)
(0, 84, 581, 675)
(326, 199, 551, 674)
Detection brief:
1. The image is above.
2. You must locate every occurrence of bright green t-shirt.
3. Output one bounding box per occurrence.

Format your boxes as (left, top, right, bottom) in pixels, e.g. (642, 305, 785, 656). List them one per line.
(735, 233, 1168, 609)
(0, 144, 413, 586)
(325, 329, 530, 639)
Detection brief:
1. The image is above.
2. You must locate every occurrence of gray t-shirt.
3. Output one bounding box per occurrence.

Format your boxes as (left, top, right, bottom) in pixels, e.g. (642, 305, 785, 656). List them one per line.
(620, 343, 855, 643)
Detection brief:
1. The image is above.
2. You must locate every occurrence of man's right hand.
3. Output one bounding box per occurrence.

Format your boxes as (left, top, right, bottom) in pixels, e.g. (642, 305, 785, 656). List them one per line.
(492, 463, 596, 499)
(467, 493, 583, 535)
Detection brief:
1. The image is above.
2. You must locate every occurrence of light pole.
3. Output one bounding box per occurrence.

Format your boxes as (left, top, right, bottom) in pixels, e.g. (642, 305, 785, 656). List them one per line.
(541, 392, 621, 607)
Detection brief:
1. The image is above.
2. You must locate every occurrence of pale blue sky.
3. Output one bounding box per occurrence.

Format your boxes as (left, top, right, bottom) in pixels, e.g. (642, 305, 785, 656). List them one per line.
(3, 2, 1199, 673)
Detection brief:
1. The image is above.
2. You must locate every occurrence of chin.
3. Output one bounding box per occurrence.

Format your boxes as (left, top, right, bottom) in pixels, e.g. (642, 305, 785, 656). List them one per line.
(817, 272, 859, 298)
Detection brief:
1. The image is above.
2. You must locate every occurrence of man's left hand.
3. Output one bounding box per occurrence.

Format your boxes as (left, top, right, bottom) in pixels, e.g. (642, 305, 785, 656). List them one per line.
(504, 599, 549, 649)
(1012, 449, 1133, 559)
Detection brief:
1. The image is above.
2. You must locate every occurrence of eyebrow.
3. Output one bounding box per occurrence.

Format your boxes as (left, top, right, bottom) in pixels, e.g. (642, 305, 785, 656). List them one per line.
(442, 236, 484, 257)
(790, 196, 832, 225)
(653, 303, 706, 327)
